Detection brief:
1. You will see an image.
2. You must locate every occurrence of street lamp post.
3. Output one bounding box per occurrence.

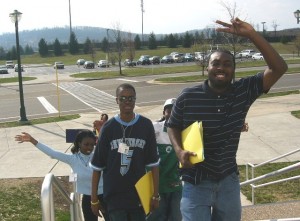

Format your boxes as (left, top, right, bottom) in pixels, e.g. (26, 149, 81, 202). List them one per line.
(294, 10, 300, 24)
(68, 0, 72, 37)
(106, 29, 110, 68)
(261, 22, 266, 36)
(9, 10, 28, 122)
(141, 0, 144, 47)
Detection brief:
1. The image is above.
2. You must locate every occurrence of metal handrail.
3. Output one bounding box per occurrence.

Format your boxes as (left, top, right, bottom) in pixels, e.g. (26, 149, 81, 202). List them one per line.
(245, 148, 300, 180)
(249, 175, 300, 205)
(241, 162, 300, 186)
(41, 173, 81, 221)
(241, 147, 300, 205)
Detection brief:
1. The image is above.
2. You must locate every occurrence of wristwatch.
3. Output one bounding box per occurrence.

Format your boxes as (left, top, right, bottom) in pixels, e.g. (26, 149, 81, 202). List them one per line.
(152, 194, 161, 201)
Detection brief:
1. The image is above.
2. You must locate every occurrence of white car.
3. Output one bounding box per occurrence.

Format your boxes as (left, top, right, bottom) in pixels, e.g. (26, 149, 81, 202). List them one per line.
(252, 53, 264, 60)
(14, 64, 24, 72)
(237, 49, 256, 58)
(76, 59, 85, 65)
(98, 60, 109, 68)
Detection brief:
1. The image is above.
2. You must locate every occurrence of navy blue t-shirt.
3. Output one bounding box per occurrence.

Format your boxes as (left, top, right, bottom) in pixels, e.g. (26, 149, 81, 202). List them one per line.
(91, 113, 159, 212)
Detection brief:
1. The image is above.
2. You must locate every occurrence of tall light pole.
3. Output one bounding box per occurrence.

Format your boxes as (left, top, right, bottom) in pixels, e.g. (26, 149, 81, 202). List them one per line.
(68, 0, 72, 37)
(9, 10, 28, 122)
(261, 22, 266, 36)
(294, 10, 300, 24)
(106, 29, 110, 68)
(141, 0, 145, 46)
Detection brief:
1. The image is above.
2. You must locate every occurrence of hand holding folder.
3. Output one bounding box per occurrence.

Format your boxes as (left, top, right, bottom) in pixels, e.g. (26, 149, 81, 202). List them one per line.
(135, 171, 153, 215)
(180, 121, 204, 167)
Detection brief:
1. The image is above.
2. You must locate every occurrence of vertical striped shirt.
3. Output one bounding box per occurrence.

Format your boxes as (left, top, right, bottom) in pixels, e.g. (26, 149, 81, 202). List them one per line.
(168, 73, 264, 184)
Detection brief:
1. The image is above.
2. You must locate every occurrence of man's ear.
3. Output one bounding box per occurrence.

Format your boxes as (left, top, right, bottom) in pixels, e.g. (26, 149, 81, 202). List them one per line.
(116, 97, 119, 104)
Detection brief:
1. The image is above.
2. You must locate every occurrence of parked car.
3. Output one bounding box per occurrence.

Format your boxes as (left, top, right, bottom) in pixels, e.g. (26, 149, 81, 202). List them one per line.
(194, 52, 206, 61)
(84, 61, 95, 69)
(0, 65, 8, 74)
(97, 60, 109, 68)
(173, 53, 185, 63)
(54, 62, 64, 69)
(124, 59, 137, 67)
(6, 60, 14, 69)
(14, 64, 24, 72)
(160, 55, 174, 63)
(237, 49, 256, 58)
(149, 56, 160, 64)
(76, 59, 86, 65)
(184, 53, 195, 62)
(252, 53, 264, 60)
(137, 55, 151, 65)
(169, 52, 179, 56)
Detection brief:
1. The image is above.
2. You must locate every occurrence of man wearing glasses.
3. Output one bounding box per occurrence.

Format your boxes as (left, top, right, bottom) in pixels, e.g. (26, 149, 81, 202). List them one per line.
(90, 83, 160, 221)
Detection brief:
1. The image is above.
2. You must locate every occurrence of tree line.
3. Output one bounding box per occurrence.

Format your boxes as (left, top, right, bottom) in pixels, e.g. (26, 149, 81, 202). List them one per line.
(1, 27, 299, 63)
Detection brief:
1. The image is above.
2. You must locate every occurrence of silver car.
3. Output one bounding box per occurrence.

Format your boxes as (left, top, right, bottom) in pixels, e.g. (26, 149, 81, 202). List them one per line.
(0, 65, 9, 74)
(54, 62, 65, 69)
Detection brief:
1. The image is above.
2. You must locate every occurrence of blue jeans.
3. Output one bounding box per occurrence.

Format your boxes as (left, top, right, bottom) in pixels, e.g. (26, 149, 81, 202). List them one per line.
(147, 191, 182, 221)
(109, 208, 145, 221)
(181, 172, 241, 221)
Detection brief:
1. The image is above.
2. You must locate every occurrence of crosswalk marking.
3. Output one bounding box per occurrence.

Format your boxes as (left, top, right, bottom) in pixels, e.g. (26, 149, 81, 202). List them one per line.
(37, 96, 58, 113)
(116, 78, 138, 82)
(53, 82, 119, 112)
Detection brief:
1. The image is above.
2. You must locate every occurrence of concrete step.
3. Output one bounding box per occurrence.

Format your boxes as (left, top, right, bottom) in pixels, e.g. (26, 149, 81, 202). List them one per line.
(242, 200, 300, 221)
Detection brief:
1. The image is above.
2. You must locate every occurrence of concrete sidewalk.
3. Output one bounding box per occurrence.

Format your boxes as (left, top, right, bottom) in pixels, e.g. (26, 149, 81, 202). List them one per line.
(0, 94, 300, 206)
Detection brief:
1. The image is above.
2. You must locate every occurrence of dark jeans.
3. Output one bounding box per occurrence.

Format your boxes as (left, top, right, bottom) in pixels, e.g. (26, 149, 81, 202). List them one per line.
(146, 191, 182, 221)
(82, 194, 110, 221)
(109, 208, 145, 221)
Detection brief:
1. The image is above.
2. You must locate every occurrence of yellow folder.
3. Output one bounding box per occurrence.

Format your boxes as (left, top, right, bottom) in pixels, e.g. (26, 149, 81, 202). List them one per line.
(181, 121, 204, 166)
(135, 171, 153, 215)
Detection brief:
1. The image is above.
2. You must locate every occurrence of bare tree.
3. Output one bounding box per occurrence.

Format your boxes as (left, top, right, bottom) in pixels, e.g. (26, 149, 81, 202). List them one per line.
(271, 20, 279, 37)
(219, 1, 248, 81)
(293, 34, 300, 56)
(90, 40, 96, 63)
(192, 36, 210, 76)
(219, 1, 245, 54)
(124, 32, 136, 65)
(255, 23, 260, 32)
(110, 22, 125, 75)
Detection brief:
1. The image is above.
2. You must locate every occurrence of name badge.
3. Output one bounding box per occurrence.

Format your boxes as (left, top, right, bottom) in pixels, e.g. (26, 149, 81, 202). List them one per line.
(118, 142, 129, 155)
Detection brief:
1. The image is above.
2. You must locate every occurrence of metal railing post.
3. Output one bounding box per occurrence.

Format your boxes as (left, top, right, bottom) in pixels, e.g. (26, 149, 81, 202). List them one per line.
(41, 173, 82, 221)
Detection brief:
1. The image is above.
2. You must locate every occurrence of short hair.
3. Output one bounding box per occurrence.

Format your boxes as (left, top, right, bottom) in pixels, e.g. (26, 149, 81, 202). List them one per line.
(116, 83, 136, 97)
(206, 49, 236, 69)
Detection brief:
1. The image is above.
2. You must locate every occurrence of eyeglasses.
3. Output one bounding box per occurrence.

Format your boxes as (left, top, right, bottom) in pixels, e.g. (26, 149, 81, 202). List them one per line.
(118, 96, 136, 103)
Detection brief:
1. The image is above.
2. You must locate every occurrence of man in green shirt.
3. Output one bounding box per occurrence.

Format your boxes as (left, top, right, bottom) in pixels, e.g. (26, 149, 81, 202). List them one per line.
(148, 98, 182, 221)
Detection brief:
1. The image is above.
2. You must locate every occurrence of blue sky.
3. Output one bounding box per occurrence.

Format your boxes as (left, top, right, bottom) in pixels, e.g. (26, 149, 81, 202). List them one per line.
(1, 0, 299, 35)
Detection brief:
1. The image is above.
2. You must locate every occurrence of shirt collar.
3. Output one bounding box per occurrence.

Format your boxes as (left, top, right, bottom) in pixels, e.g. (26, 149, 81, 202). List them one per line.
(203, 79, 234, 97)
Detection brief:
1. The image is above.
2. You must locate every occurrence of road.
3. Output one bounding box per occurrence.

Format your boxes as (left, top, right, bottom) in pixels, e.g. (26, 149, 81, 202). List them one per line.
(0, 64, 299, 123)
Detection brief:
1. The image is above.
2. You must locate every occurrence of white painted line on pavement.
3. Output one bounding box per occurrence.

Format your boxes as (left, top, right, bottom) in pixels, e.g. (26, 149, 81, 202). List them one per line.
(116, 78, 138, 82)
(37, 97, 58, 113)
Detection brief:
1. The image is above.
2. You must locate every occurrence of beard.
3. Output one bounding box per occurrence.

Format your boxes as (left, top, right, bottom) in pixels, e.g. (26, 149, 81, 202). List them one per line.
(208, 74, 232, 92)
